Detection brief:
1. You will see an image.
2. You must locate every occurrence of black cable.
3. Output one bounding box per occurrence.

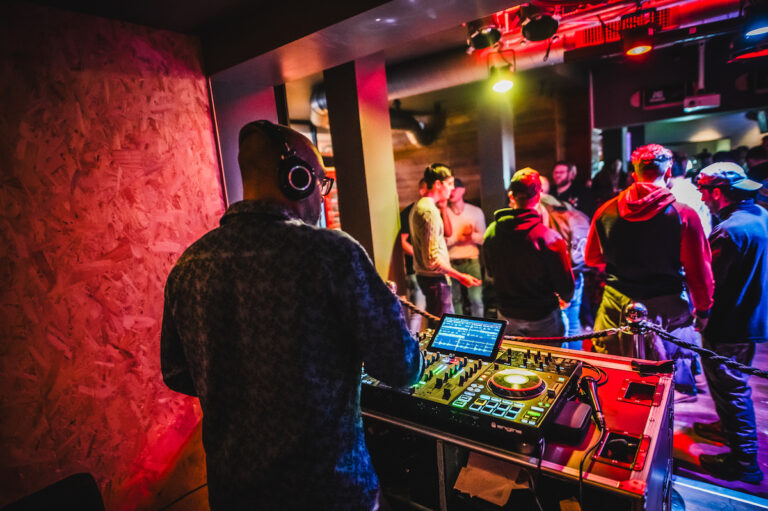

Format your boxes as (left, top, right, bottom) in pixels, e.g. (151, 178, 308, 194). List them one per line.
(596, 13, 608, 45)
(526, 437, 546, 511)
(643, 322, 768, 380)
(496, 48, 517, 72)
(596, 13, 623, 36)
(580, 361, 607, 386)
(502, 327, 623, 343)
(535, 437, 546, 511)
(157, 483, 208, 511)
(579, 427, 606, 509)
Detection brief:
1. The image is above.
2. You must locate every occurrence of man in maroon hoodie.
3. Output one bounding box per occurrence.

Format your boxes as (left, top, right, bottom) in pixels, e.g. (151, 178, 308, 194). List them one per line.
(585, 144, 714, 390)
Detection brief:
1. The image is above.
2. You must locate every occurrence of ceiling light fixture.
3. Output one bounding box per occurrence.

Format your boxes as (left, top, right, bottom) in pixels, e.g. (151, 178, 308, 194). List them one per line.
(490, 65, 514, 93)
(620, 7, 658, 57)
(623, 27, 653, 55)
(518, 4, 559, 42)
(466, 17, 501, 53)
(489, 50, 516, 94)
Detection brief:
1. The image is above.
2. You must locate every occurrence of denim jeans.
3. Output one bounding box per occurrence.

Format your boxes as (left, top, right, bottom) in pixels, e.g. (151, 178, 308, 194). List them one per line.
(416, 274, 454, 328)
(701, 339, 758, 457)
(406, 273, 426, 333)
(561, 272, 584, 349)
(499, 308, 565, 343)
(450, 258, 483, 318)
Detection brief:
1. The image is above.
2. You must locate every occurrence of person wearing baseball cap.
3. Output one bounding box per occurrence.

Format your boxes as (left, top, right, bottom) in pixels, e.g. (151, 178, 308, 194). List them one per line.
(482, 168, 575, 338)
(694, 162, 768, 484)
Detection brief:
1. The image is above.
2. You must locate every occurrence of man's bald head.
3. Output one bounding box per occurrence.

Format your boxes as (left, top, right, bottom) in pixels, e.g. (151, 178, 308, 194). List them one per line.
(237, 121, 327, 224)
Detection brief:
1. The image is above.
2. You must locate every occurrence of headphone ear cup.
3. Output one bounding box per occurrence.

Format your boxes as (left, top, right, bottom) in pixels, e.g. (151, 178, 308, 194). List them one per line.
(277, 154, 316, 200)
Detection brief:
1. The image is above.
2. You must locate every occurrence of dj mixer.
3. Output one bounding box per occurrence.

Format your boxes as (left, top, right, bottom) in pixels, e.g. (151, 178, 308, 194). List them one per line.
(361, 315, 582, 444)
(362, 314, 675, 510)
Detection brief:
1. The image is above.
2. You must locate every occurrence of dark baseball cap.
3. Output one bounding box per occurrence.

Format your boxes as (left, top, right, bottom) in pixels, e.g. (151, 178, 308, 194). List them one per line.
(508, 167, 542, 198)
(698, 162, 763, 191)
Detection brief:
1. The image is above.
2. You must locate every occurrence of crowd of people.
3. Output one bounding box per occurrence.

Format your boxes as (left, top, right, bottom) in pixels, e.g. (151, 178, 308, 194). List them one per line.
(401, 139, 768, 485)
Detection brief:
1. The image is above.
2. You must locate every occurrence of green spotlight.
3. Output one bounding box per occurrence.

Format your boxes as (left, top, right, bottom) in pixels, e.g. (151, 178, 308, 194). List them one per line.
(491, 65, 514, 93)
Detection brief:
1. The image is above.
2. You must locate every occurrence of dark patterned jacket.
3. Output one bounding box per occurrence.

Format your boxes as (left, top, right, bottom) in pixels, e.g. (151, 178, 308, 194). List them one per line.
(161, 200, 423, 510)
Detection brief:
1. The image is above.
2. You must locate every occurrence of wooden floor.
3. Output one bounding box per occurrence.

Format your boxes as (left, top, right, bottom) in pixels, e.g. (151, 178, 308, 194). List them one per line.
(673, 342, 768, 498)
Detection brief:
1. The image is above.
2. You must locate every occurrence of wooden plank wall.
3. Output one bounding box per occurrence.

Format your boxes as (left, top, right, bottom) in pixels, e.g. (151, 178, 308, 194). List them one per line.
(393, 98, 481, 210)
(0, 3, 223, 509)
(513, 79, 591, 184)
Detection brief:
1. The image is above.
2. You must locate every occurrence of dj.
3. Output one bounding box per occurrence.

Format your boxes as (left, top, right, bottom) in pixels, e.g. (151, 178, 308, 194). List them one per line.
(161, 120, 423, 509)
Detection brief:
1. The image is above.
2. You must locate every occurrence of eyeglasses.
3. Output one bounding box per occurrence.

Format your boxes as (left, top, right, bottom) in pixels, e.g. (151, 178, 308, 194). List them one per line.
(318, 176, 334, 196)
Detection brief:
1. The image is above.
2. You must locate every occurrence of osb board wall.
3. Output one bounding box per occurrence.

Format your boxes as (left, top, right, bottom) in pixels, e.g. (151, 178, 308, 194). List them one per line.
(0, 3, 224, 509)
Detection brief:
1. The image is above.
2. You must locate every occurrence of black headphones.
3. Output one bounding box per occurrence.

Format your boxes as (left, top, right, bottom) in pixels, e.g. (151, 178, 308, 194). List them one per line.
(238, 120, 316, 201)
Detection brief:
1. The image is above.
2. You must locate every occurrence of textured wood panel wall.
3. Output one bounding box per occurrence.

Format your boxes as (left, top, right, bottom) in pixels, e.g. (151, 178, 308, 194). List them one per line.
(0, 3, 223, 509)
(514, 79, 592, 183)
(393, 106, 481, 210)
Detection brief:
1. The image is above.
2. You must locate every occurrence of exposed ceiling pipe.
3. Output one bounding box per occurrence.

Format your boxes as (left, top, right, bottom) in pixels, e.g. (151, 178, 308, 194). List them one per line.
(310, 85, 447, 146)
(390, 101, 447, 146)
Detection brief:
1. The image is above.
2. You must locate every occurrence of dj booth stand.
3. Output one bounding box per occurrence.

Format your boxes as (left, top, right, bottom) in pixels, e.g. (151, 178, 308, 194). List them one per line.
(362, 342, 674, 511)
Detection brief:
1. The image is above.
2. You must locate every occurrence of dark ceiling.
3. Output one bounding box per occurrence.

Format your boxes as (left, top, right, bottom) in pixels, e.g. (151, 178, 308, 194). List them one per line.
(28, 0, 387, 35)
(28, 0, 393, 72)
(29, 0, 251, 34)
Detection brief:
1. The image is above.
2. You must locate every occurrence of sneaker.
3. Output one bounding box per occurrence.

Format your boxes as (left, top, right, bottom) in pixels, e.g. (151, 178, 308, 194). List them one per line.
(694, 421, 728, 445)
(699, 452, 763, 484)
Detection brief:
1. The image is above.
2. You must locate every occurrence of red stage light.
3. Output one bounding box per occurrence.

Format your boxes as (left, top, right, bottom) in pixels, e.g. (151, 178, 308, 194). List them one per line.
(626, 44, 652, 56)
(621, 8, 657, 58)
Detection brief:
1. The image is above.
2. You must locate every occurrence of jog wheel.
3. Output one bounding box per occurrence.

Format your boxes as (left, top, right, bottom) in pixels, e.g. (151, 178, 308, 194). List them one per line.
(488, 368, 546, 399)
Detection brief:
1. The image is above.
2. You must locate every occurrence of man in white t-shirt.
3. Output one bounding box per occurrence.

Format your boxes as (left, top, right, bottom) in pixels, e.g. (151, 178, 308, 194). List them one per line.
(446, 177, 486, 317)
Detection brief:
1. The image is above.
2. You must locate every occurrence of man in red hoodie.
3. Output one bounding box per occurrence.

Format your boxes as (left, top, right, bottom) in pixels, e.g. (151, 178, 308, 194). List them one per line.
(585, 144, 714, 392)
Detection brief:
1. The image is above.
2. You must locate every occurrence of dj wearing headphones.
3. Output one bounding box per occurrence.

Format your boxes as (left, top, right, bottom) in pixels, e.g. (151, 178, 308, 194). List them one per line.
(161, 120, 423, 510)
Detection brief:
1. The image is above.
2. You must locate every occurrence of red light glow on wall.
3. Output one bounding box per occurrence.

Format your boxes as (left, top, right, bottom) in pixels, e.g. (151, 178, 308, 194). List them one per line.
(1, 4, 224, 509)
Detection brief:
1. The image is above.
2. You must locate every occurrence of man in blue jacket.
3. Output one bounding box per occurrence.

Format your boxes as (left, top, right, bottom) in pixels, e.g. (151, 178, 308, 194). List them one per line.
(694, 162, 767, 484)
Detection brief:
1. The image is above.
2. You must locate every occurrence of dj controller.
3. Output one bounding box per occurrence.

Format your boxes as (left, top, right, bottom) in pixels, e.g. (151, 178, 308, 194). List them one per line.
(362, 314, 675, 510)
(361, 315, 582, 444)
